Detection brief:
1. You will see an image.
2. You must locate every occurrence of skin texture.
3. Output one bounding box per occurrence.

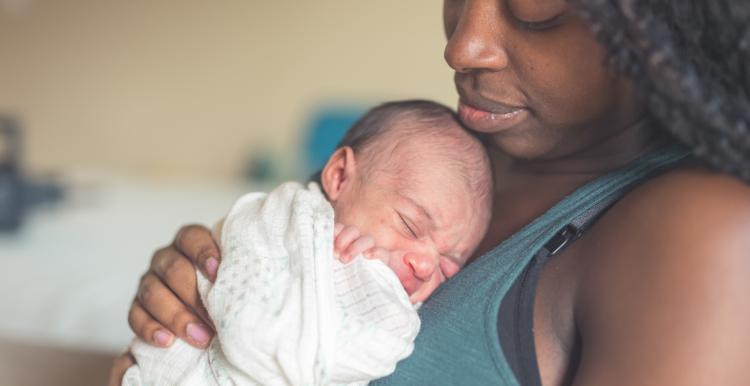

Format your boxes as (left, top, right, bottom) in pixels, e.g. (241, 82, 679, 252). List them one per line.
(320, 140, 490, 304)
(446, 0, 644, 162)
(111, 1, 750, 385)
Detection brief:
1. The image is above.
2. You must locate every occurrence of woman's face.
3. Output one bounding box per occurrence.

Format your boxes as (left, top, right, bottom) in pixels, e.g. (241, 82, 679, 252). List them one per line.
(444, 0, 644, 160)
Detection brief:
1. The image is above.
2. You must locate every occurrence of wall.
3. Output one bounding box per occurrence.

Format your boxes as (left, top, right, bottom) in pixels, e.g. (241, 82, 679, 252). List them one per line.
(0, 0, 456, 179)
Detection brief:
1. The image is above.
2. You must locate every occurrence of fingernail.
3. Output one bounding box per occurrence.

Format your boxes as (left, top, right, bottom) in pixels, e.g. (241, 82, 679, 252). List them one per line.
(187, 323, 211, 346)
(153, 329, 173, 346)
(205, 257, 218, 277)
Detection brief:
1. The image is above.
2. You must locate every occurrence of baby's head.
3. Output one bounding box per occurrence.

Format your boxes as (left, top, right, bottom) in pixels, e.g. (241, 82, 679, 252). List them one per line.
(320, 100, 493, 303)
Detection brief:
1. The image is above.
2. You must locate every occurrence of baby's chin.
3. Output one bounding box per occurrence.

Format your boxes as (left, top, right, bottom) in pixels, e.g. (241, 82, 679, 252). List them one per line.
(408, 288, 434, 305)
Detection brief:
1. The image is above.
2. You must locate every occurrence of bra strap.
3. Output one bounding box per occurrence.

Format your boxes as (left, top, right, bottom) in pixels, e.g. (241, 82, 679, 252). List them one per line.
(541, 151, 690, 257)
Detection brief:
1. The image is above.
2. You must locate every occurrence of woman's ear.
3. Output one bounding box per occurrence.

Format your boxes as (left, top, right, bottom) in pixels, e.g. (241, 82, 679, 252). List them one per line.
(321, 146, 357, 202)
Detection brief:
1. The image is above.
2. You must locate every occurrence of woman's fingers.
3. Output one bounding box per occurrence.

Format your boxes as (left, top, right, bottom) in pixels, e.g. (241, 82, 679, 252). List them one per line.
(149, 246, 211, 324)
(108, 351, 135, 386)
(134, 273, 214, 348)
(127, 225, 217, 350)
(174, 224, 221, 282)
(127, 300, 173, 347)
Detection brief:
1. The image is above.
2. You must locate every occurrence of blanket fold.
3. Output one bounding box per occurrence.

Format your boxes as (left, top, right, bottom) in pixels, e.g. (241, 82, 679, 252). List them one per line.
(125, 182, 419, 386)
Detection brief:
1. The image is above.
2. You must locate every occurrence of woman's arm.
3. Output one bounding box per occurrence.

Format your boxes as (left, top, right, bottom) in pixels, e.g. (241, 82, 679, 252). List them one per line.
(575, 171, 750, 385)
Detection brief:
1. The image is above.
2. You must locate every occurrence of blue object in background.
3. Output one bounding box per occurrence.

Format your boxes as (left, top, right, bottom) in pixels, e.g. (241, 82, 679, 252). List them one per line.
(0, 116, 64, 232)
(302, 105, 365, 177)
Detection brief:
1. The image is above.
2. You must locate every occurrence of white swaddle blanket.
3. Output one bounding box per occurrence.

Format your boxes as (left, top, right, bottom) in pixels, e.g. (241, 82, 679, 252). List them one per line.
(124, 182, 420, 386)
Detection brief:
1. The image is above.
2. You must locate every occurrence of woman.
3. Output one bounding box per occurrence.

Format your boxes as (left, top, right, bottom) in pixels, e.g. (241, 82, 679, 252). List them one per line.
(111, 0, 750, 385)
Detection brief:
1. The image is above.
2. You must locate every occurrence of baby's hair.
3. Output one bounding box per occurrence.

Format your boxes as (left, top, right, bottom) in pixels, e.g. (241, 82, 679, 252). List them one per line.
(337, 100, 459, 155)
(336, 99, 493, 220)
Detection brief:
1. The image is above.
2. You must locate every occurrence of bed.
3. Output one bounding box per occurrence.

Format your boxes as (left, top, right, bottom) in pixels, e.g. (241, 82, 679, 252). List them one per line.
(0, 171, 262, 385)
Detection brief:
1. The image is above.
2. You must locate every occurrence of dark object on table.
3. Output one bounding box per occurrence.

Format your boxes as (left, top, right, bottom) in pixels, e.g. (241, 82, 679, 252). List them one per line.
(0, 117, 22, 231)
(0, 116, 64, 232)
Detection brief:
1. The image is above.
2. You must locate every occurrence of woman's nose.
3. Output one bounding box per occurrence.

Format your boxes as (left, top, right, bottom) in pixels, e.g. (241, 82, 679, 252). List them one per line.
(444, 0, 508, 73)
(404, 253, 437, 281)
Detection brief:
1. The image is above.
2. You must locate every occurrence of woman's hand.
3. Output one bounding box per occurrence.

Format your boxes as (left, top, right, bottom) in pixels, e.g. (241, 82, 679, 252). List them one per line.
(128, 224, 220, 348)
(109, 224, 222, 385)
(108, 351, 135, 386)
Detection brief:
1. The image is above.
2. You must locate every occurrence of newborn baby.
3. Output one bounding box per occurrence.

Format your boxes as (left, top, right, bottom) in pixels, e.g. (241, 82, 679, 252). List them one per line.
(124, 100, 493, 386)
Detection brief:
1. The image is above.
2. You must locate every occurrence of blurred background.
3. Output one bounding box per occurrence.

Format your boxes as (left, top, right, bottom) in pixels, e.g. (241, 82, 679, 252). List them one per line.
(0, 0, 456, 384)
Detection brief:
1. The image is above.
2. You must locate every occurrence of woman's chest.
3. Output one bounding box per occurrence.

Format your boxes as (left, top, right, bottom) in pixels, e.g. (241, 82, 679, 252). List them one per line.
(531, 236, 592, 386)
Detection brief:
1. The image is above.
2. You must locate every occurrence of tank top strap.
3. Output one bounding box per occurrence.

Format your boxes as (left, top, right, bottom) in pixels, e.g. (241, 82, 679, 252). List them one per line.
(372, 144, 691, 386)
(478, 144, 691, 383)
(478, 144, 691, 290)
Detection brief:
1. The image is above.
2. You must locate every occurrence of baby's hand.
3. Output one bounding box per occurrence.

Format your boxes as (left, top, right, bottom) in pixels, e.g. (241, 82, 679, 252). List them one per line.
(333, 223, 375, 263)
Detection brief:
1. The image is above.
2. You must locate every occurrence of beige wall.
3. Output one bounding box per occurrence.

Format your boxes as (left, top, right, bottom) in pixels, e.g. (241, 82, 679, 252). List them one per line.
(0, 0, 456, 179)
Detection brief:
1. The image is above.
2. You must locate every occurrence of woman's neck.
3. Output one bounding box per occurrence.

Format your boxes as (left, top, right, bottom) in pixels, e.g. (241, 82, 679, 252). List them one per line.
(497, 116, 671, 176)
(473, 117, 673, 257)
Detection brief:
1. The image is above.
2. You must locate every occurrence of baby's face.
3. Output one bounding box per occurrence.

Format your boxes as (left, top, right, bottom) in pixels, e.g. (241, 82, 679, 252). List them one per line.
(331, 150, 489, 304)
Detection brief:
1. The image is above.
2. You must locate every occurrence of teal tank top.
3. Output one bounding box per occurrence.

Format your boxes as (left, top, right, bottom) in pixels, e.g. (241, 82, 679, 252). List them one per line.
(372, 146, 690, 385)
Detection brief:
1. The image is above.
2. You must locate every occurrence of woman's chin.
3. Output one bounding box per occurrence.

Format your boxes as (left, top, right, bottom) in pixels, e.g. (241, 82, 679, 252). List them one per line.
(486, 131, 559, 161)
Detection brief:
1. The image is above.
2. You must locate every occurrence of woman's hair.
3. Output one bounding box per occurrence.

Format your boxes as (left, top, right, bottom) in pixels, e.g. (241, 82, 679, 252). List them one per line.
(576, 0, 750, 181)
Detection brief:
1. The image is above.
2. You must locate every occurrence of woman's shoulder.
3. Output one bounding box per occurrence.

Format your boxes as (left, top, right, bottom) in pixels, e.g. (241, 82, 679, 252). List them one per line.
(581, 165, 750, 276)
(605, 165, 750, 242)
(575, 166, 750, 273)
(573, 165, 750, 382)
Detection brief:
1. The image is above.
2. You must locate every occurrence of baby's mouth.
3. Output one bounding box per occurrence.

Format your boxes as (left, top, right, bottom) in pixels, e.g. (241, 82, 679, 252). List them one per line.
(386, 251, 422, 296)
(397, 272, 421, 296)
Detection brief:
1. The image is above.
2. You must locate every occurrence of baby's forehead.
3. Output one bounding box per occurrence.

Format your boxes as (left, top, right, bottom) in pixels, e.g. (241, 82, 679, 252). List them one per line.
(367, 120, 473, 165)
(366, 126, 486, 210)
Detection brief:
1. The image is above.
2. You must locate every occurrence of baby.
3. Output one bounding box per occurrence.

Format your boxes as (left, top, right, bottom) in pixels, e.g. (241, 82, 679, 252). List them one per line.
(124, 100, 493, 386)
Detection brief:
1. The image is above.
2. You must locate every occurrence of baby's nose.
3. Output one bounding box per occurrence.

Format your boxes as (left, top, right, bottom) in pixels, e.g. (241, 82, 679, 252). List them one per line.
(404, 253, 437, 281)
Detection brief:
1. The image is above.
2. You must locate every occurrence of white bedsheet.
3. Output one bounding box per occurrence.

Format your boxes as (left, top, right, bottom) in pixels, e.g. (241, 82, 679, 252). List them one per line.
(0, 171, 263, 353)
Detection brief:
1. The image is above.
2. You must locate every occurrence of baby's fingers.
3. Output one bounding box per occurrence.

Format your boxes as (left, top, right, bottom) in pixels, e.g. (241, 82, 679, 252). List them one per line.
(334, 225, 361, 259)
(334, 223, 345, 237)
(342, 235, 375, 263)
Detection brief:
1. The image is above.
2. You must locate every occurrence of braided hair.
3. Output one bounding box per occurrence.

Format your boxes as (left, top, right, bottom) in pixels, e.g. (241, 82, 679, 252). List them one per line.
(576, 0, 750, 181)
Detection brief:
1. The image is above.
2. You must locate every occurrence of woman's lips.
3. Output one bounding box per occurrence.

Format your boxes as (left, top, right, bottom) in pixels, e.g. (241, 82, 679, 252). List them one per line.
(458, 101, 529, 133)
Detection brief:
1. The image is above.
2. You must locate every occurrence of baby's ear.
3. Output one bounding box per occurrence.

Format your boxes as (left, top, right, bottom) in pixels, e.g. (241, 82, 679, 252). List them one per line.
(321, 146, 357, 201)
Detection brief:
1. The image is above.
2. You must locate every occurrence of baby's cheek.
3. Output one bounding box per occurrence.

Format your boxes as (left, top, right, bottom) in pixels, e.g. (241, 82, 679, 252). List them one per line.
(365, 222, 401, 251)
(440, 259, 461, 279)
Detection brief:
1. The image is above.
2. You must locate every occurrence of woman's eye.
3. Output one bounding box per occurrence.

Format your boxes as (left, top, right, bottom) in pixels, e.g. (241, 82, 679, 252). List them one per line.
(518, 14, 562, 31)
(507, 0, 566, 31)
